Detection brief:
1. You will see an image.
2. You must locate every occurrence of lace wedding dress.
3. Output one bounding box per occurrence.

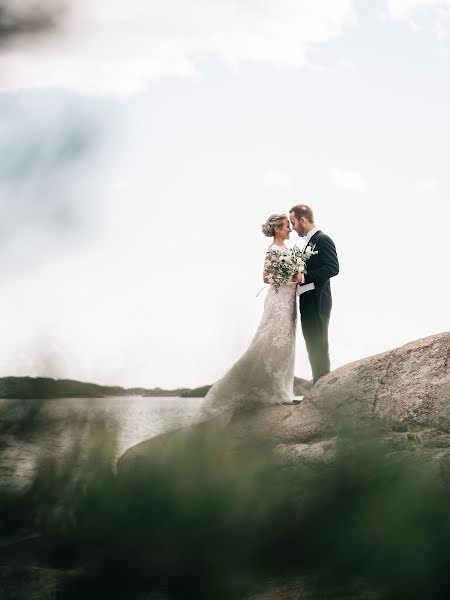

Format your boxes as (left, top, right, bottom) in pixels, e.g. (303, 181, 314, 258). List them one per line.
(196, 243, 297, 421)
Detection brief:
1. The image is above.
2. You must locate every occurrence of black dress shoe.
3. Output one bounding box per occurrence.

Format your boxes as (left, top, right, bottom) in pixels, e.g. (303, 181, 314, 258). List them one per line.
(282, 399, 302, 405)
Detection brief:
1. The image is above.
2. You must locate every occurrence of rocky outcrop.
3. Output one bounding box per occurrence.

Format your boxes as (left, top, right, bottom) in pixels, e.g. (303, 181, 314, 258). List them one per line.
(118, 333, 450, 482)
(304, 330, 450, 431)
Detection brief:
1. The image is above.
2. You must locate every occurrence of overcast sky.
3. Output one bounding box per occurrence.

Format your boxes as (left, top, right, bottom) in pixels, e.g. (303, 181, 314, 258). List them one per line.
(0, 0, 449, 389)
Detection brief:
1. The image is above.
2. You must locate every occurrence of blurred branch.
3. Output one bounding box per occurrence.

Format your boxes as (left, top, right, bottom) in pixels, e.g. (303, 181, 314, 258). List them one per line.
(0, 1, 66, 47)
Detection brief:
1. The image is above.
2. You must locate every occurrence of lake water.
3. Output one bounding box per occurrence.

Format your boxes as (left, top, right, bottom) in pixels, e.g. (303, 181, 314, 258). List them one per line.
(0, 396, 204, 489)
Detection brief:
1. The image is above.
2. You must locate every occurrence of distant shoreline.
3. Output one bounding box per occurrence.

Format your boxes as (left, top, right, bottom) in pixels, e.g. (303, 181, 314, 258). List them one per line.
(0, 376, 312, 400)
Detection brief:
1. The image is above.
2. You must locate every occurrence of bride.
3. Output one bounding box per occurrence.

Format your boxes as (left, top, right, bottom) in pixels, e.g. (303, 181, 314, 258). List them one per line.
(196, 214, 303, 421)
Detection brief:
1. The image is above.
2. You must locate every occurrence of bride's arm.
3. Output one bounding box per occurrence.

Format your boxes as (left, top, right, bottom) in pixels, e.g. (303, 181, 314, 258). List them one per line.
(263, 250, 279, 284)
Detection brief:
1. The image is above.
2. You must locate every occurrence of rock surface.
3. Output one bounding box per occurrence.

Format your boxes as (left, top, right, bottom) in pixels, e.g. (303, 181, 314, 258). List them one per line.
(118, 332, 450, 481)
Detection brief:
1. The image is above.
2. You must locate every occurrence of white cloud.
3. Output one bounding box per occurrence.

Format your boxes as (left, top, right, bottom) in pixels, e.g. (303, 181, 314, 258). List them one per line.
(415, 177, 439, 191)
(0, 0, 356, 95)
(330, 168, 368, 193)
(408, 17, 423, 30)
(341, 60, 357, 70)
(260, 169, 293, 189)
(385, 0, 450, 19)
(385, 2, 450, 40)
(434, 6, 450, 39)
(38, 343, 75, 379)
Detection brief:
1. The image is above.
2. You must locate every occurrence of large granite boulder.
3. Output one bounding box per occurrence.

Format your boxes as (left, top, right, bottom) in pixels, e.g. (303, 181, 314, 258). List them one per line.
(118, 332, 450, 480)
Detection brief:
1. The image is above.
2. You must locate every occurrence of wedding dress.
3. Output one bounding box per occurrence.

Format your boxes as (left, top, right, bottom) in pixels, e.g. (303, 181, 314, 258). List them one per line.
(196, 243, 297, 420)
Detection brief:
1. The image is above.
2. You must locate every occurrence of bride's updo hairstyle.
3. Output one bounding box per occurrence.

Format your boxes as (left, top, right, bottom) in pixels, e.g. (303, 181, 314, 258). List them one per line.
(261, 214, 287, 238)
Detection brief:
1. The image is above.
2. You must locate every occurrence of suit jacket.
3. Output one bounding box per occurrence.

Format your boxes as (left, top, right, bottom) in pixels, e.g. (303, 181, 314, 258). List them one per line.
(299, 230, 339, 315)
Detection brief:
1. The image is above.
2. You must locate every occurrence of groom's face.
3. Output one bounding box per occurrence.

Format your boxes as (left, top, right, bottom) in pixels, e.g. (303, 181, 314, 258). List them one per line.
(290, 212, 306, 237)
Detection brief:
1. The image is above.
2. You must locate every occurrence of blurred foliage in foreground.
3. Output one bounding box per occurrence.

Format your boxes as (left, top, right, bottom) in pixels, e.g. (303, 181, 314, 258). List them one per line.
(1, 402, 450, 599)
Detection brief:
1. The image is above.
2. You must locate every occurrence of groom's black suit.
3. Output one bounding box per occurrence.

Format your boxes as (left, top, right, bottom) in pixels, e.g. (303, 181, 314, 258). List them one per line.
(299, 230, 339, 384)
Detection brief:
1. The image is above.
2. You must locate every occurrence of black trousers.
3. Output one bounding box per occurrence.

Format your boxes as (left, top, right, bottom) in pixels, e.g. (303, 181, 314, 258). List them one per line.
(299, 289, 331, 383)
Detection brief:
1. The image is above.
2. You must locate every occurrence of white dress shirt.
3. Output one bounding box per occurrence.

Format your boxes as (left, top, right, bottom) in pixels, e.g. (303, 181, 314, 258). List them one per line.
(304, 226, 319, 246)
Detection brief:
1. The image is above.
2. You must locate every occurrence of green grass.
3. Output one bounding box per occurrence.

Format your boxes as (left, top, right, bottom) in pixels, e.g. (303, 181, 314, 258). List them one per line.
(1, 403, 450, 599)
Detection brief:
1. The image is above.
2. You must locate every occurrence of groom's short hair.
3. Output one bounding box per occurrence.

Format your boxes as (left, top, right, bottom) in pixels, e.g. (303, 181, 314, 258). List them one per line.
(289, 204, 314, 223)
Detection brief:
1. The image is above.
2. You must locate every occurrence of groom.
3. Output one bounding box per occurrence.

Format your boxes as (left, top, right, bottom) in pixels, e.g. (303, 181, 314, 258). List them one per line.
(289, 204, 339, 385)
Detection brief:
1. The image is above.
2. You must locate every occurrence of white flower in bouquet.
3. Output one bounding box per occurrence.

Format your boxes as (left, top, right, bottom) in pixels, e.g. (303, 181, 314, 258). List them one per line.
(266, 244, 318, 293)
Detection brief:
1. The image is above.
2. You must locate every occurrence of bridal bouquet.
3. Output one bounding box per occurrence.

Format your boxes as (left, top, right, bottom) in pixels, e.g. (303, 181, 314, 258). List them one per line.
(266, 244, 318, 293)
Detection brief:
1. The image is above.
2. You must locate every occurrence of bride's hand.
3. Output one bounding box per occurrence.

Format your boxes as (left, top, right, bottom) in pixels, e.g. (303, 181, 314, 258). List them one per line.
(292, 272, 304, 284)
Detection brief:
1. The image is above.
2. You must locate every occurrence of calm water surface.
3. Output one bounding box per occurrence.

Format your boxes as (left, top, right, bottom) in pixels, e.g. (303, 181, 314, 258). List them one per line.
(0, 396, 203, 488)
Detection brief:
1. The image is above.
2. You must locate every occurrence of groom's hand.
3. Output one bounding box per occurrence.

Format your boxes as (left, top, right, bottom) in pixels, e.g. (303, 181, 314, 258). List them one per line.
(292, 272, 304, 284)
